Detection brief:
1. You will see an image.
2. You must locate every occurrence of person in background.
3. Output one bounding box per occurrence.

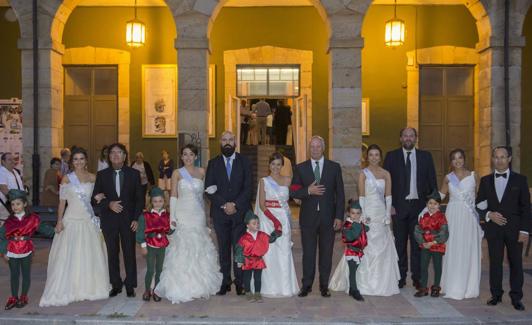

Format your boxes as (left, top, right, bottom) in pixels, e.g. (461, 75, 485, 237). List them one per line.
(40, 157, 61, 207)
(98, 146, 109, 172)
(255, 99, 271, 145)
(274, 99, 292, 145)
(266, 108, 274, 145)
(158, 150, 174, 204)
(240, 99, 251, 146)
(248, 108, 258, 145)
(59, 148, 71, 177)
(131, 152, 155, 200)
(0, 153, 25, 225)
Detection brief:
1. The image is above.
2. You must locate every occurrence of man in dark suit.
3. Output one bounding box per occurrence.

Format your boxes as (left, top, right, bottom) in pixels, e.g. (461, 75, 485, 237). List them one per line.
(92, 143, 145, 298)
(476, 146, 530, 311)
(290, 135, 345, 297)
(274, 99, 292, 145)
(383, 127, 437, 289)
(205, 131, 252, 296)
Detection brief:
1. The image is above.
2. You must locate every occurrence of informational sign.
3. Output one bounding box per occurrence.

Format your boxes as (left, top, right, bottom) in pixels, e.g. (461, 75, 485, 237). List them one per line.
(0, 98, 23, 170)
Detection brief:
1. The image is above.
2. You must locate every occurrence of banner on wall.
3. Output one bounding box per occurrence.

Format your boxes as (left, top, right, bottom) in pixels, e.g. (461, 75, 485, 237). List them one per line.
(0, 98, 23, 171)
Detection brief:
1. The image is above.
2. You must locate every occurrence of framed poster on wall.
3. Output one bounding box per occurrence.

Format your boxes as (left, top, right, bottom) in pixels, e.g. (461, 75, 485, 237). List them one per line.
(209, 64, 216, 138)
(142, 64, 177, 138)
(362, 98, 370, 136)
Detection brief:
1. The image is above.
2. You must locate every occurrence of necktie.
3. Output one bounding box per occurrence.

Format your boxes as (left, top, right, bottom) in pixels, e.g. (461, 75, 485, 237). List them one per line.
(405, 151, 412, 195)
(226, 158, 232, 180)
(115, 170, 121, 197)
(314, 161, 321, 184)
(495, 173, 507, 178)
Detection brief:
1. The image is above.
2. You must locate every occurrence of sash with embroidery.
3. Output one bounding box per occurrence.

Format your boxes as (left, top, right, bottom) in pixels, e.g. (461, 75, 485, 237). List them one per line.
(363, 168, 385, 205)
(66, 173, 101, 229)
(263, 176, 290, 211)
(447, 172, 479, 222)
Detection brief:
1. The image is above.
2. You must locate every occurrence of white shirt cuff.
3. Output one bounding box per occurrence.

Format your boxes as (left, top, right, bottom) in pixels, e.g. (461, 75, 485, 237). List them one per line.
(140, 242, 147, 248)
(485, 211, 491, 222)
(520, 231, 529, 235)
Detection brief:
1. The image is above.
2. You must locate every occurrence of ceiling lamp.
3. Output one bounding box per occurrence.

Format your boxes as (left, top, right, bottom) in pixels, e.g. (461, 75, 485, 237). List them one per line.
(385, 0, 405, 47)
(126, 0, 146, 48)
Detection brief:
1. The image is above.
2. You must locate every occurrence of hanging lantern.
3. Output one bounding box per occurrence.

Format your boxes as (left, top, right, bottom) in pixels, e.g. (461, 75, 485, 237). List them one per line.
(385, 0, 405, 47)
(126, 0, 146, 47)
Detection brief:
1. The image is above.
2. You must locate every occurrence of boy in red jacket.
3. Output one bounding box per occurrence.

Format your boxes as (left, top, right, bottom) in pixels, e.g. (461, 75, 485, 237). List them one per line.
(414, 190, 449, 298)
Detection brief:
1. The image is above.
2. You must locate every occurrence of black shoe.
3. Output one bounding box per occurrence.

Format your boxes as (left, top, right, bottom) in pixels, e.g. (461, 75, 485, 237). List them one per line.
(398, 279, 406, 289)
(298, 287, 312, 297)
(320, 288, 331, 298)
(152, 293, 162, 302)
(350, 290, 364, 301)
(109, 288, 122, 297)
(126, 288, 135, 298)
(235, 285, 245, 296)
(216, 284, 231, 296)
(512, 301, 525, 311)
(487, 296, 502, 306)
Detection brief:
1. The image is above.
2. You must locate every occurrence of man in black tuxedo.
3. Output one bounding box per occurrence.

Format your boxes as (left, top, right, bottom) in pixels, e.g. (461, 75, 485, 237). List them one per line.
(92, 143, 144, 298)
(383, 127, 437, 289)
(291, 135, 345, 297)
(476, 146, 531, 311)
(274, 99, 292, 145)
(205, 131, 252, 295)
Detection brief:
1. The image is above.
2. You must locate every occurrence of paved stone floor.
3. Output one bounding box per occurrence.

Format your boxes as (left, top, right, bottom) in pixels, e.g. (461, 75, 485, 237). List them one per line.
(1, 206, 532, 324)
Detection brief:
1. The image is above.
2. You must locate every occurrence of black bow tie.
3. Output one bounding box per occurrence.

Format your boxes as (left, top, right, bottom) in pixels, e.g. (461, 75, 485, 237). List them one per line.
(495, 173, 507, 179)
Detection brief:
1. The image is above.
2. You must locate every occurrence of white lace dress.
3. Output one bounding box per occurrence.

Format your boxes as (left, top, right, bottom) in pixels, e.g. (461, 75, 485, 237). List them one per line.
(441, 172, 483, 300)
(254, 176, 299, 297)
(154, 177, 222, 303)
(39, 173, 110, 307)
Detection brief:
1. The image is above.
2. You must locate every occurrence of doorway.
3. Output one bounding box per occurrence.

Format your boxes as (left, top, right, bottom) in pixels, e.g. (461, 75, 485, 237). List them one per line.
(418, 65, 474, 184)
(64, 66, 118, 171)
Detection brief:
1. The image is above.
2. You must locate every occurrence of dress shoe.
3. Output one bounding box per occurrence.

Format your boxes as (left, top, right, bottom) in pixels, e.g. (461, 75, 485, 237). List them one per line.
(235, 285, 245, 296)
(4, 296, 17, 310)
(126, 288, 135, 298)
(109, 288, 122, 297)
(152, 293, 162, 302)
(430, 285, 441, 298)
(398, 279, 406, 289)
(16, 295, 28, 308)
(298, 287, 312, 297)
(320, 288, 331, 298)
(142, 290, 151, 301)
(487, 296, 502, 306)
(350, 290, 364, 301)
(512, 300, 525, 311)
(413, 280, 421, 290)
(216, 284, 231, 296)
(414, 287, 429, 297)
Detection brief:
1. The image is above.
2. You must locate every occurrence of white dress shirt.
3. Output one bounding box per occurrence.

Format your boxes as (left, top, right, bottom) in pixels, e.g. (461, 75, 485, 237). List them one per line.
(402, 148, 418, 200)
(486, 169, 528, 235)
(0, 166, 24, 220)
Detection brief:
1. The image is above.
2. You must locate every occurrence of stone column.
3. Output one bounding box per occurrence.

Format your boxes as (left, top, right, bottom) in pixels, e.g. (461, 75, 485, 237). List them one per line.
(176, 38, 210, 166)
(18, 37, 64, 196)
(328, 37, 364, 201)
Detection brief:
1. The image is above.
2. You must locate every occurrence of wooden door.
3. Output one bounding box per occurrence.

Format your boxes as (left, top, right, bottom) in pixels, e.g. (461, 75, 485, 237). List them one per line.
(64, 66, 118, 171)
(419, 66, 474, 186)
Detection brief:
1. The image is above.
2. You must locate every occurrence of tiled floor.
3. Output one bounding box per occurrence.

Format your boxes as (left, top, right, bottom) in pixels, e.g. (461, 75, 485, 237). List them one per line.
(1, 205, 531, 324)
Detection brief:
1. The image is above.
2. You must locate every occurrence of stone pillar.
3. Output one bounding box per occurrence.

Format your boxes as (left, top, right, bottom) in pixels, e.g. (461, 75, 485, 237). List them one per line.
(176, 38, 210, 166)
(328, 37, 364, 201)
(18, 37, 64, 196)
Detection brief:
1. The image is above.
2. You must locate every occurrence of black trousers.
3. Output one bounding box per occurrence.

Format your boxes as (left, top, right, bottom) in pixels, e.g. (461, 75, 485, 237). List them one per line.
(214, 215, 245, 287)
(393, 199, 424, 283)
(243, 269, 262, 293)
(275, 125, 288, 145)
(487, 232, 524, 301)
(347, 260, 359, 293)
(102, 219, 137, 290)
(300, 211, 335, 289)
(240, 123, 249, 145)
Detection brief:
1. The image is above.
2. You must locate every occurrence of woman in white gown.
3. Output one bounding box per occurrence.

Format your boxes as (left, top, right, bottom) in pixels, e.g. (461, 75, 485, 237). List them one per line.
(155, 144, 222, 303)
(331, 145, 400, 296)
(440, 149, 483, 300)
(254, 152, 299, 297)
(40, 147, 110, 307)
